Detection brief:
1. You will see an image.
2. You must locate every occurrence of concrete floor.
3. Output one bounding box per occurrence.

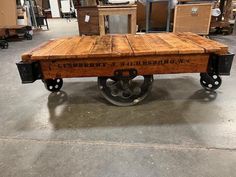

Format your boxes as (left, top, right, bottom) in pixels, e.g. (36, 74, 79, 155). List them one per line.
(0, 19, 236, 177)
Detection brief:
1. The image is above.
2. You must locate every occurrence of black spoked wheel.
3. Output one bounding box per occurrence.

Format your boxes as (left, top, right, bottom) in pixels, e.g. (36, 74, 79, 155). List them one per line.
(3, 41, 8, 49)
(2, 41, 8, 49)
(0, 40, 8, 49)
(43, 78, 63, 92)
(200, 73, 222, 91)
(98, 75, 153, 106)
(25, 33, 32, 40)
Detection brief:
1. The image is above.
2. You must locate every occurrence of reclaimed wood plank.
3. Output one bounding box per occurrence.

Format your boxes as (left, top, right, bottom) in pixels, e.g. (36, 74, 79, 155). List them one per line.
(47, 36, 82, 59)
(156, 33, 205, 54)
(111, 35, 133, 56)
(22, 40, 54, 61)
(175, 32, 219, 53)
(32, 36, 98, 60)
(89, 35, 112, 57)
(70, 36, 97, 58)
(126, 34, 155, 56)
(143, 34, 179, 54)
(176, 32, 228, 54)
(31, 38, 68, 60)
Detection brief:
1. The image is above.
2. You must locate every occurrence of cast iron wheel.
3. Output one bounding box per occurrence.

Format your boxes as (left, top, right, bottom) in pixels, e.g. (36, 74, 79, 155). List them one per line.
(98, 75, 153, 106)
(200, 73, 222, 91)
(43, 78, 63, 92)
(25, 33, 32, 40)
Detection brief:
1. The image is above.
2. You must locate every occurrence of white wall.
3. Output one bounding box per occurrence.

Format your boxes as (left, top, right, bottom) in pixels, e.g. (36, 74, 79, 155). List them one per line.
(49, 0, 61, 18)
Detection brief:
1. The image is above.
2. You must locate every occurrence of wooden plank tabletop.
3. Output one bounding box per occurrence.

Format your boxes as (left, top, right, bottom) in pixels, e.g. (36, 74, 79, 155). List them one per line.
(175, 32, 228, 54)
(23, 32, 228, 61)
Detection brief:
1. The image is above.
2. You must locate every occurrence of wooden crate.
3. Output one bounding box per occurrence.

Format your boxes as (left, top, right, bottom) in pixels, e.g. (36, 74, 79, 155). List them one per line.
(77, 7, 100, 35)
(173, 3, 212, 35)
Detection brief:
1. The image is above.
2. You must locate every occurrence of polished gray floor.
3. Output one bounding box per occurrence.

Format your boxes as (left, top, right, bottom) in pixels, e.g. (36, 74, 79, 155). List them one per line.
(0, 19, 235, 177)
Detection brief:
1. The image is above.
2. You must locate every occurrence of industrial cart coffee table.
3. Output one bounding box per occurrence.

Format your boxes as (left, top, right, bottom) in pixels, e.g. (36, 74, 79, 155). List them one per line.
(17, 32, 234, 106)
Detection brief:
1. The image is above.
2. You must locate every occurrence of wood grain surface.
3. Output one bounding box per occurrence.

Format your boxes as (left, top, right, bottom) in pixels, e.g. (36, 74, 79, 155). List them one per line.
(22, 32, 228, 61)
(156, 33, 205, 54)
(40, 54, 209, 79)
(175, 32, 228, 54)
